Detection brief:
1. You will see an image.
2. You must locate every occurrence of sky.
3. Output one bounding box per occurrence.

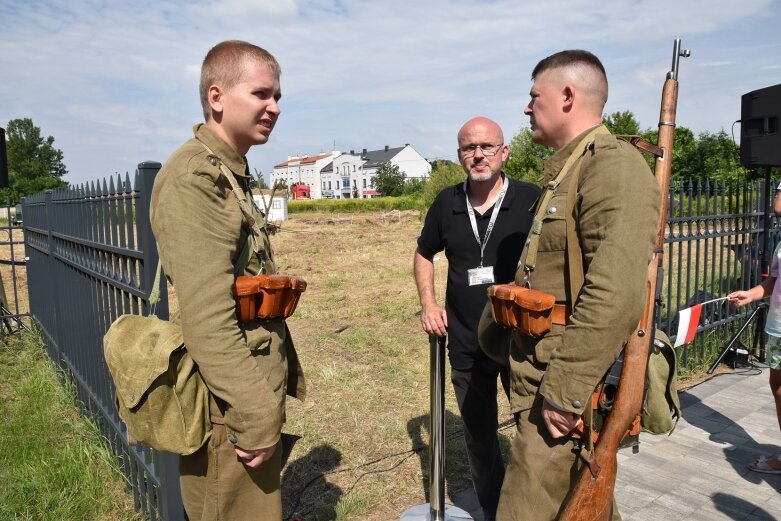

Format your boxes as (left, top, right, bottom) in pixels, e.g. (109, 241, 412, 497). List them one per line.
(1, 0, 780, 186)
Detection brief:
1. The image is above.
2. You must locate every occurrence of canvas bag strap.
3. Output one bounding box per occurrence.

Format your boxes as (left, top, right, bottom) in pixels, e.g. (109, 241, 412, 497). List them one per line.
(562, 131, 664, 303)
(146, 240, 254, 316)
(197, 140, 264, 256)
(520, 126, 609, 286)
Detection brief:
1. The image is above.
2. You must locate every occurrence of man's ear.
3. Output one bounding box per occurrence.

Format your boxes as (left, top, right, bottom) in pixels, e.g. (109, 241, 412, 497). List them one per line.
(562, 85, 575, 112)
(208, 85, 223, 117)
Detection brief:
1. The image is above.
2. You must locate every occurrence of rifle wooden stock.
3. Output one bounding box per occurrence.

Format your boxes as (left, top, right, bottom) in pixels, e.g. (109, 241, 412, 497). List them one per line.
(559, 41, 687, 521)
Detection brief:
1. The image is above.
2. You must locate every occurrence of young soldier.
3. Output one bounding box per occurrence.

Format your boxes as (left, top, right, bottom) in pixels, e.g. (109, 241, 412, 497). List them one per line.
(480, 51, 659, 520)
(151, 40, 305, 520)
(415, 117, 540, 521)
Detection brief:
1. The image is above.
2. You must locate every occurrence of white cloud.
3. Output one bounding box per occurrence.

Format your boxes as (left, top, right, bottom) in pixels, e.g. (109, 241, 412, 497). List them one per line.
(1, 0, 779, 184)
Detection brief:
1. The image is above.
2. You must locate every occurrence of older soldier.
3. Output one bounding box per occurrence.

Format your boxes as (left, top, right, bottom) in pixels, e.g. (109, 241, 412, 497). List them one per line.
(151, 40, 304, 520)
(480, 51, 659, 520)
(415, 117, 539, 521)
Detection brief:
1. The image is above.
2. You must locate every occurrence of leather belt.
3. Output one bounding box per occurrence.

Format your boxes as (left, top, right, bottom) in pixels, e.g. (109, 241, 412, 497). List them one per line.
(552, 304, 571, 326)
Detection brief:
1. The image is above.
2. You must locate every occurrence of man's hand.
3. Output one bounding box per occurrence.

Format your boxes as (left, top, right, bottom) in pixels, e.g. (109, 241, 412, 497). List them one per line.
(542, 400, 581, 439)
(421, 303, 448, 337)
(413, 249, 447, 337)
(234, 442, 277, 468)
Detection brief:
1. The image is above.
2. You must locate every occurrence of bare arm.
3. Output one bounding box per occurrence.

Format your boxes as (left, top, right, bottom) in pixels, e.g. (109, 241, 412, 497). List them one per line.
(413, 248, 448, 337)
(728, 276, 776, 308)
(774, 190, 781, 214)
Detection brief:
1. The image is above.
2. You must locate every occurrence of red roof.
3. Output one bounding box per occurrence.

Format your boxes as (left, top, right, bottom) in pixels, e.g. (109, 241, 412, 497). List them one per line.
(274, 153, 332, 168)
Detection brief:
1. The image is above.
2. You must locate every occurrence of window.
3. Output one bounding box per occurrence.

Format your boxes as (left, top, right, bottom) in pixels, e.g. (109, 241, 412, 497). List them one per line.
(352, 165, 356, 172)
(272, 200, 282, 210)
(363, 179, 366, 188)
(342, 178, 350, 188)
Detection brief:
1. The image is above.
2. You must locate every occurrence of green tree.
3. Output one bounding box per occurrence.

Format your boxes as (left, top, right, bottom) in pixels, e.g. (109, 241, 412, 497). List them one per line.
(403, 177, 426, 197)
(2, 118, 68, 204)
(640, 126, 699, 181)
(503, 127, 552, 186)
(374, 161, 406, 196)
(603, 110, 641, 135)
(422, 160, 464, 207)
(691, 130, 746, 182)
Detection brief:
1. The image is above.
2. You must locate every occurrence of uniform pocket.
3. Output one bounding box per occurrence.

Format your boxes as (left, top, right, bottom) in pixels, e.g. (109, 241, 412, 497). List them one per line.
(533, 326, 564, 365)
(538, 194, 568, 252)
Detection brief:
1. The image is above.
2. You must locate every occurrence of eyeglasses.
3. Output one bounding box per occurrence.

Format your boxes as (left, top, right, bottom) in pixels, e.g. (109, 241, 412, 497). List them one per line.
(459, 143, 503, 157)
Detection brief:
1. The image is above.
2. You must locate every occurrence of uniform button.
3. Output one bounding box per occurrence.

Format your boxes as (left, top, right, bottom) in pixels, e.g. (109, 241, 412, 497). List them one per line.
(209, 157, 218, 166)
(571, 400, 583, 409)
(548, 206, 557, 214)
(525, 238, 531, 246)
(227, 433, 237, 444)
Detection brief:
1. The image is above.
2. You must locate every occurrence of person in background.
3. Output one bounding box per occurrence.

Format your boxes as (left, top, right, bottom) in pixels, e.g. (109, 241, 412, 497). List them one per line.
(729, 241, 781, 474)
(414, 116, 540, 521)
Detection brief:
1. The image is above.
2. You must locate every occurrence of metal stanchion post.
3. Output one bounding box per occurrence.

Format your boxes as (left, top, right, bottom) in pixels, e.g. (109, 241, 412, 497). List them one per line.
(399, 335, 472, 521)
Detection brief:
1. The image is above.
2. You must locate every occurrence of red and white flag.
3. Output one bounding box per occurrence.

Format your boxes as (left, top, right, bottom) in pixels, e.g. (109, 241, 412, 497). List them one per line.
(673, 297, 727, 348)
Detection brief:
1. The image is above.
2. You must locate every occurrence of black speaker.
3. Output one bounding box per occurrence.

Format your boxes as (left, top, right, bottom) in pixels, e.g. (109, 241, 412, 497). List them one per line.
(0, 128, 8, 189)
(741, 83, 781, 167)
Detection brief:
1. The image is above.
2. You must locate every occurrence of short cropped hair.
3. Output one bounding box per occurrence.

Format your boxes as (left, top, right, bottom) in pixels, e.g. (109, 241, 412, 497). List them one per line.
(199, 40, 281, 121)
(531, 49, 606, 80)
(531, 50, 608, 110)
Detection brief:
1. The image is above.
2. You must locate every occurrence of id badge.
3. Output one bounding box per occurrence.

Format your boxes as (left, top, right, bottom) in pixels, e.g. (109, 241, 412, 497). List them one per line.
(468, 266, 495, 286)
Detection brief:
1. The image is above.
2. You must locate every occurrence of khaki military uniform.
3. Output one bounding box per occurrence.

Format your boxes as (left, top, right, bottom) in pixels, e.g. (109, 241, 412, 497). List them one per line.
(151, 124, 305, 521)
(483, 125, 659, 521)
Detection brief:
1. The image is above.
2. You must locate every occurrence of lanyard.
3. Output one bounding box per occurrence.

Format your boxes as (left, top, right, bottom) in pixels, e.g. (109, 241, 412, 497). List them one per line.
(464, 175, 508, 267)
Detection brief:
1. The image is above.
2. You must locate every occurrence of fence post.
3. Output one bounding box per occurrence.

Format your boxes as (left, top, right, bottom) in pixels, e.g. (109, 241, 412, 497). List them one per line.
(43, 188, 62, 363)
(135, 161, 183, 521)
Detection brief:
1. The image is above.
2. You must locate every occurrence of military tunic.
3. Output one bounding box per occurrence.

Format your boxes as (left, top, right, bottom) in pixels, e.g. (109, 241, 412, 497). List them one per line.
(151, 124, 305, 520)
(488, 125, 660, 521)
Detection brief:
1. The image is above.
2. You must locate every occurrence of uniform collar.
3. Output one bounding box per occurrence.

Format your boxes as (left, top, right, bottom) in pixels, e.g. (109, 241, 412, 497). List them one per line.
(542, 124, 607, 184)
(453, 172, 514, 214)
(193, 123, 250, 178)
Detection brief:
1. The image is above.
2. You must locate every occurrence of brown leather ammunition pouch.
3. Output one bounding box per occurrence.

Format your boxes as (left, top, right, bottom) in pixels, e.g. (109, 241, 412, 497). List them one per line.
(487, 284, 558, 337)
(233, 276, 262, 322)
(232, 274, 307, 321)
(256, 274, 307, 319)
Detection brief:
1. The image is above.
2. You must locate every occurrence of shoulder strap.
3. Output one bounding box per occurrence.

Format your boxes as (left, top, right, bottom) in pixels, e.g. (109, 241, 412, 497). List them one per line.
(520, 125, 609, 287)
(561, 133, 663, 302)
(196, 140, 264, 257)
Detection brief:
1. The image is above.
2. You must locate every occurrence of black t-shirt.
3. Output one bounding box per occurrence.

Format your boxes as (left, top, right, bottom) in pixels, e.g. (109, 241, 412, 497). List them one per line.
(417, 177, 541, 371)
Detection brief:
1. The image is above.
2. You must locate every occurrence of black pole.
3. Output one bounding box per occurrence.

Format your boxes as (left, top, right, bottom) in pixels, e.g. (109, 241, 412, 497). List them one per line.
(708, 302, 767, 374)
(0, 128, 8, 189)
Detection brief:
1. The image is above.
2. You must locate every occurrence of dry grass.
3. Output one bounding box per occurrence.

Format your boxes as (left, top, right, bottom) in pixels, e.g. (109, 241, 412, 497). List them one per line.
(269, 212, 516, 520)
(14, 211, 754, 520)
(0, 226, 28, 318)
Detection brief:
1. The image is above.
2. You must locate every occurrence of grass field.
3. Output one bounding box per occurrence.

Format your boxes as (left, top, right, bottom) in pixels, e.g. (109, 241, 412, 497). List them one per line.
(0, 209, 750, 520)
(268, 211, 514, 520)
(0, 329, 142, 521)
(0, 214, 513, 521)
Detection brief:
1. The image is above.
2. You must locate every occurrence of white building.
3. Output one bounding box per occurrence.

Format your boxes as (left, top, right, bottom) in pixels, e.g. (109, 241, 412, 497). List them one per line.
(270, 152, 336, 199)
(252, 192, 288, 221)
(270, 144, 431, 199)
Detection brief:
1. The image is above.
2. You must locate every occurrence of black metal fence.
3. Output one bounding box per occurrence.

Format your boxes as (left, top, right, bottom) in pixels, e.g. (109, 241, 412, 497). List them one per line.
(0, 201, 29, 333)
(660, 177, 779, 369)
(13, 169, 779, 520)
(22, 162, 184, 521)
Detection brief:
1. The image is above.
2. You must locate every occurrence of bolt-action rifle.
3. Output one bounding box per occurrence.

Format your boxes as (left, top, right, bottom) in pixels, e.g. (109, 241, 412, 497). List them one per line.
(558, 39, 691, 521)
